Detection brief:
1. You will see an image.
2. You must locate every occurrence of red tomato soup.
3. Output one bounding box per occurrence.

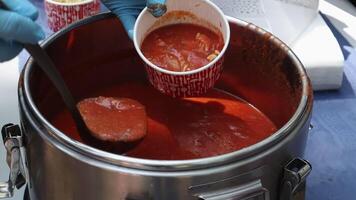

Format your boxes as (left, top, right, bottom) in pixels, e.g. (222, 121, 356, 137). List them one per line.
(51, 84, 277, 160)
(141, 24, 224, 72)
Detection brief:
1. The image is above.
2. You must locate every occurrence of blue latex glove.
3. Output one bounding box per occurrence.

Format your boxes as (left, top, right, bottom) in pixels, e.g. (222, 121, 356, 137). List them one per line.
(102, 0, 167, 39)
(0, 0, 45, 62)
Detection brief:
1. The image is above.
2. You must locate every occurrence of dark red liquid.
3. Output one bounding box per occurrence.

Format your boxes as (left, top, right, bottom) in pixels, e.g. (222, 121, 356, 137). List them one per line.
(141, 24, 224, 72)
(51, 84, 276, 160)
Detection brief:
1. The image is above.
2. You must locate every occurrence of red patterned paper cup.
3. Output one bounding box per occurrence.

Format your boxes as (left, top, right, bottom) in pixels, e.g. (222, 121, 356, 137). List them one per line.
(134, 0, 230, 98)
(144, 57, 225, 97)
(44, 0, 100, 32)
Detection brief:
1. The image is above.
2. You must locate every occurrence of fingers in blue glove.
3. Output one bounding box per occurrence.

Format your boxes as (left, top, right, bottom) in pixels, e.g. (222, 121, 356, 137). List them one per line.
(147, 0, 167, 17)
(0, 9, 45, 44)
(118, 14, 137, 40)
(2, 0, 39, 20)
(0, 39, 22, 62)
(102, 0, 145, 40)
(147, 0, 166, 4)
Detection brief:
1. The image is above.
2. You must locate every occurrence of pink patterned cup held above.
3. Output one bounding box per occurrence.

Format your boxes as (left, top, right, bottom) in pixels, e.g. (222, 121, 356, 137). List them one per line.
(134, 0, 230, 98)
(44, 0, 100, 32)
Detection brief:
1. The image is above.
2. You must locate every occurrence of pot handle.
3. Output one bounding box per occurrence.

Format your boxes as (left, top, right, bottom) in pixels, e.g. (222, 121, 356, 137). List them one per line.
(279, 158, 312, 200)
(196, 179, 270, 200)
(0, 124, 27, 199)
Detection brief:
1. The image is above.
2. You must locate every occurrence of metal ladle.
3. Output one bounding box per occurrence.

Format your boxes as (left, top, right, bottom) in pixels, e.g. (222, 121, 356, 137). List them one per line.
(26, 44, 147, 145)
(1, 1, 147, 149)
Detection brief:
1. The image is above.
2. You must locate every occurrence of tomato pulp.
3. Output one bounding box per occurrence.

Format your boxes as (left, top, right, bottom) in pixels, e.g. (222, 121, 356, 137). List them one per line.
(141, 24, 224, 72)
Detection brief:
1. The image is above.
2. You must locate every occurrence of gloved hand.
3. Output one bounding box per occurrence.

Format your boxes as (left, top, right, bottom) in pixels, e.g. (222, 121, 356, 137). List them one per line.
(102, 0, 167, 39)
(0, 0, 45, 62)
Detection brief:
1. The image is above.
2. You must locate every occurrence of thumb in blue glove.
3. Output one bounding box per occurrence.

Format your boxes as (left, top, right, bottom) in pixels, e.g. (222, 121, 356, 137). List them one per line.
(0, 0, 45, 62)
(102, 0, 166, 40)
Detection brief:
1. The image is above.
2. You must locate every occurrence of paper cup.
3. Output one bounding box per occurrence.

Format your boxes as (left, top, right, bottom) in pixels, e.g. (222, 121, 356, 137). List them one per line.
(134, 0, 230, 98)
(44, 0, 100, 32)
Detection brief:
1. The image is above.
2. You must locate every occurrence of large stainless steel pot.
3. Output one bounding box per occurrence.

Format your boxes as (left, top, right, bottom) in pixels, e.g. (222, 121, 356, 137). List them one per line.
(1, 13, 313, 200)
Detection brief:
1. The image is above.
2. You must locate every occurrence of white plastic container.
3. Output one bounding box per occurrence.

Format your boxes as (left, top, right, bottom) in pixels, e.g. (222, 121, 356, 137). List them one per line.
(211, 0, 319, 45)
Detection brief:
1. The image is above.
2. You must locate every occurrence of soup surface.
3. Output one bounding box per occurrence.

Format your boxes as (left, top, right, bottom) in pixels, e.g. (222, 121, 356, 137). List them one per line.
(51, 83, 276, 160)
(141, 24, 224, 72)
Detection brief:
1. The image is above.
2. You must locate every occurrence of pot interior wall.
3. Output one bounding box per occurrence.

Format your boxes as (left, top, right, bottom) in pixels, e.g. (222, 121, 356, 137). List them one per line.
(27, 16, 302, 134)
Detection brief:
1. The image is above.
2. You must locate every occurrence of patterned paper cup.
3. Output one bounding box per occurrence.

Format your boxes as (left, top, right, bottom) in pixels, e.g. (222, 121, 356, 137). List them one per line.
(44, 0, 100, 32)
(134, 0, 230, 98)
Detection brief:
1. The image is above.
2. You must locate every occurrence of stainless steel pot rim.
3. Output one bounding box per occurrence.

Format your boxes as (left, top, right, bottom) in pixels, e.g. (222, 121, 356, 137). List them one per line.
(22, 12, 311, 171)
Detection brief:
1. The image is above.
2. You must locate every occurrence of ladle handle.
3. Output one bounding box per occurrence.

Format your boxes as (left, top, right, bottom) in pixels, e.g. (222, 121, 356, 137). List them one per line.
(25, 46, 144, 152)
(24, 44, 87, 133)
